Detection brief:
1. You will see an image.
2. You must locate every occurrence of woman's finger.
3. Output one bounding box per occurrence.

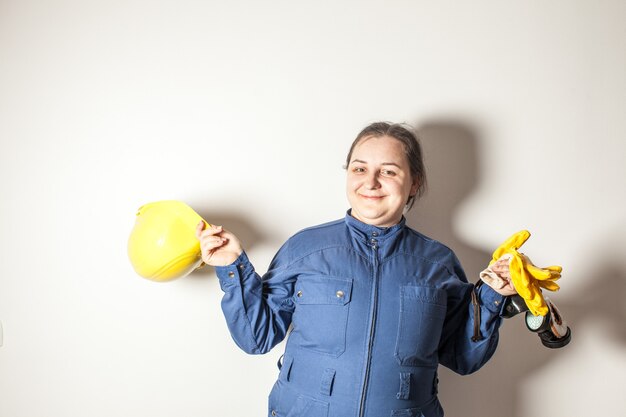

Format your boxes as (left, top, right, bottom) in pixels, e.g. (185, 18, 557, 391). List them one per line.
(197, 226, 223, 243)
(195, 221, 206, 239)
(200, 224, 223, 238)
(201, 235, 226, 247)
(201, 238, 226, 252)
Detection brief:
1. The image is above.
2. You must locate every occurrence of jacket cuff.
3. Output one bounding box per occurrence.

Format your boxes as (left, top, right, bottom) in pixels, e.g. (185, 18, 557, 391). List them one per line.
(478, 283, 506, 315)
(214, 251, 251, 289)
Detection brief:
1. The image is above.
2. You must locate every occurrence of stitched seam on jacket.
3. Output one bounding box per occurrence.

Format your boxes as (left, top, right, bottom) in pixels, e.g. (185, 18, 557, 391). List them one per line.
(382, 251, 455, 277)
(288, 244, 370, 266)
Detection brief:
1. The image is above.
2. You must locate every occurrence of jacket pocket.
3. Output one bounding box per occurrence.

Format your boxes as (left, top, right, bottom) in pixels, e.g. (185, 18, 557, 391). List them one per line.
(292, 276, 353, 357)
(395, 286, 447, 366)
(286, 394, 329, 417)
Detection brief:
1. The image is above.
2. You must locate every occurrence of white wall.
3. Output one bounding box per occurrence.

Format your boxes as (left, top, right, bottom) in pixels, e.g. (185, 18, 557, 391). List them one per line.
(1, 1, 625, 416)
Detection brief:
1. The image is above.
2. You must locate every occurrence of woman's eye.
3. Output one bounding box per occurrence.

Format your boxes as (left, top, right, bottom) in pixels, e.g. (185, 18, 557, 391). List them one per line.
(353, 167, 366, 173)
(381, 169, 396, 176)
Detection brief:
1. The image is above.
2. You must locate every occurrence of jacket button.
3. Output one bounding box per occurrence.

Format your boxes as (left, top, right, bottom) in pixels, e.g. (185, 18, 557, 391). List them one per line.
(336, 290, 345, 298)
(228, 271, 235, 278)
(297, 290, 303, 297)
(271, 410, 277, 416)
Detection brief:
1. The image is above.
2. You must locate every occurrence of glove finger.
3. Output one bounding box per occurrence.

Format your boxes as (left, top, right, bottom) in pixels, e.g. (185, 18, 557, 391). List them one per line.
(545, 265, 563, 273)
(492, 230, 530, 260)
(525, 263, 553, 280)
(504, 230, 531, 251)
(549, 269, 562, 280)
(522, 254, 562, 281)
(539, 280, 561, 292)
(542, 265, 562, 280)
(520, 253, 554, 280)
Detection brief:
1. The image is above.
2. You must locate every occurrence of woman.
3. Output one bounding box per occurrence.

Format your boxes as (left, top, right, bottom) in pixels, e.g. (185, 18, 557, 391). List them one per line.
(196, 122, 513, 417)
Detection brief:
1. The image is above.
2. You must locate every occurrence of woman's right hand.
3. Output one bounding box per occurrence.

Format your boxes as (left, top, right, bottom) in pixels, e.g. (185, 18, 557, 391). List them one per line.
(195, 221, 243, 266)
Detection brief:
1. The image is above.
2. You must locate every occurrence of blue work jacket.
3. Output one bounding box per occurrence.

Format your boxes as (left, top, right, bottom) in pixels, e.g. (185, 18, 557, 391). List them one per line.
(215, 212, 505, 417)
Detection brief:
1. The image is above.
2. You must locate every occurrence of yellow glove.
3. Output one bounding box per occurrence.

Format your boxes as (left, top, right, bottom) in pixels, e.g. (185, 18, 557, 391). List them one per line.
(490, 230, 562, 316)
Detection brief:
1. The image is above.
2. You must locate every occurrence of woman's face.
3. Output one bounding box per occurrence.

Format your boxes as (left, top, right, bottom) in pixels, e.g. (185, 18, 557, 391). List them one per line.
(346, 135, 418, 227)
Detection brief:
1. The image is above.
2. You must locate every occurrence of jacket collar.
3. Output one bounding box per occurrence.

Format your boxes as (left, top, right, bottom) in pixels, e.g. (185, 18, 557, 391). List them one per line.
(344, 209, 406, 244)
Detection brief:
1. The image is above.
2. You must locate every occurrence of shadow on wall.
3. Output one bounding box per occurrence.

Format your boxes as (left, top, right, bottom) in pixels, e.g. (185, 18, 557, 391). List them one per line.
(406, 121, 626, 417)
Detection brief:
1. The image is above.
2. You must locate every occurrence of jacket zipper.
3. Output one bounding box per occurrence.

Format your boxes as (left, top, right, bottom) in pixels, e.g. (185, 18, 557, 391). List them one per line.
(358, 240, 379, 417)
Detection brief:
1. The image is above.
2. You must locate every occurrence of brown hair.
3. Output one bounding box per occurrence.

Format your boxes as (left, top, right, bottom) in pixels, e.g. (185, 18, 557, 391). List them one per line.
(345, 122, 427, 209)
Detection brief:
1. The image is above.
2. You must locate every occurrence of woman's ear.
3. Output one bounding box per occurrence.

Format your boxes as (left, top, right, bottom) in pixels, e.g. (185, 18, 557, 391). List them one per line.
(410, 178, 419, 196)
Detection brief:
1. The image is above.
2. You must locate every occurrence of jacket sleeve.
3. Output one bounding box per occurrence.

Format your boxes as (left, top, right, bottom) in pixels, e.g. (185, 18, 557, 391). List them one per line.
(214, 240, 297, 355)
(437, 254, 505, 375)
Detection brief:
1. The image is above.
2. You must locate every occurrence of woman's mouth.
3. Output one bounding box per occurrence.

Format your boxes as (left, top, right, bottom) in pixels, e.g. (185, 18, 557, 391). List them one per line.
(359, 194, 384, 201)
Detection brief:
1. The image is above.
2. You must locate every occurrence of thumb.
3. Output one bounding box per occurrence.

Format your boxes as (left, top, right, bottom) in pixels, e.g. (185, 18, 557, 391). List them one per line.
(195, 220, 206, 239)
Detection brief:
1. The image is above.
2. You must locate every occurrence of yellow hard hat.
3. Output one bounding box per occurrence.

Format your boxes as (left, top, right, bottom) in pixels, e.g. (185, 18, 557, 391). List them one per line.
(128, 200, 208, 282)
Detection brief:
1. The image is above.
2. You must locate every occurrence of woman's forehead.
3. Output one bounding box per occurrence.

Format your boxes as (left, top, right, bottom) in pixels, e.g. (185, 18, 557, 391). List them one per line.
(351, 135, 407, 164)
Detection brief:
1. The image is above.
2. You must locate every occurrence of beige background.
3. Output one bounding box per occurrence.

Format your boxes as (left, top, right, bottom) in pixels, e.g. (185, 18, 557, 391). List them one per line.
(1, 1, 625, 416)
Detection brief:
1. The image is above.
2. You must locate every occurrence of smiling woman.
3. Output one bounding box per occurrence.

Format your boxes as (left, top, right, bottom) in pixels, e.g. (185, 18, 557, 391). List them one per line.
(345, 122, 426, 227)
(196, 122, 513, 417)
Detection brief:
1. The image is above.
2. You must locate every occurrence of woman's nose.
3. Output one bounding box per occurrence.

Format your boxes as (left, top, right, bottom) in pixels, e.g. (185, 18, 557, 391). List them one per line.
(364, 172, 381, 189)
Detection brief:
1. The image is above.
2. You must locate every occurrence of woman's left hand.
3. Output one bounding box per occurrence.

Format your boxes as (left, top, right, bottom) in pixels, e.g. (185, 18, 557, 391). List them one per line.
(490, 259, 517, 296)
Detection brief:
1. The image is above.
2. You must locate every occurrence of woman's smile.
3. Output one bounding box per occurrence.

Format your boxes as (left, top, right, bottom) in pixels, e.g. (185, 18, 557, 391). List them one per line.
(359, 193, 385, 200)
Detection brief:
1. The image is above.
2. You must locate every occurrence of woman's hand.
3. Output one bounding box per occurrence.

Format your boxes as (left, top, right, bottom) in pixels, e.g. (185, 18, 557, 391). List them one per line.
(490, 258, 517, 296)
(195, 221, 243, 266)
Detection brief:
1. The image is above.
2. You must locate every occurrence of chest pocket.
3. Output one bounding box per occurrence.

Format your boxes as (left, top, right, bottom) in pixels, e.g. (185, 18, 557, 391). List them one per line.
(292, 276, 353, 357)
(395, 286, 447, 367)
